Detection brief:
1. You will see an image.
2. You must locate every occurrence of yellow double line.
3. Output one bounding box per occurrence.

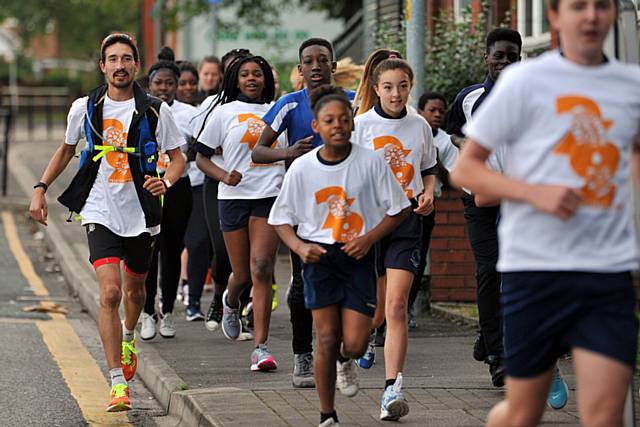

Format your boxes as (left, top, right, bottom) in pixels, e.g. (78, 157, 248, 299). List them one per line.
(2, 211, 131, 426)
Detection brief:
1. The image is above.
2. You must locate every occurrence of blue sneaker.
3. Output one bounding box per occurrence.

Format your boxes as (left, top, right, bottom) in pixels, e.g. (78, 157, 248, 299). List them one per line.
(185, 306, 204, 321)
(547, 365, 569, 410)
(380, 373, 409, 421)
(356, 338, 375, 369)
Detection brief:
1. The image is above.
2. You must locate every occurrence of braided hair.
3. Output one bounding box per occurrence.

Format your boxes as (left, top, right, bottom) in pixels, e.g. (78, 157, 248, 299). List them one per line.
(148, 46, 180, 82)
(211, 55, 275, 109)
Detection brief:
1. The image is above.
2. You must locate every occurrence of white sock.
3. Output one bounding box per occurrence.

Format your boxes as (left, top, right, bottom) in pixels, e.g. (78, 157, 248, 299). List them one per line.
(122, 326, 135, 342)
(109, 368, 127, 387)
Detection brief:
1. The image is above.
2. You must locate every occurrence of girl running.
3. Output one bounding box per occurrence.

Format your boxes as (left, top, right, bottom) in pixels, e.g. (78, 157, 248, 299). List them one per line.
(352, 59, 437, 421)
(176, 61, 200, 106)
(352, 49, 402, 115)
(141, 53, 194, 340)
(196, 55, 284, 371)
(268, 85, 410, 427)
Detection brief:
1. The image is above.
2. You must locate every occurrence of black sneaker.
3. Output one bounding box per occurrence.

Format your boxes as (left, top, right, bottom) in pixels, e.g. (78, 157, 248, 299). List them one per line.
(486, 355, 505, 388)
(205, 299, 223, 331)
(374, 323, 386, 347)
(473, 332, 487, 362)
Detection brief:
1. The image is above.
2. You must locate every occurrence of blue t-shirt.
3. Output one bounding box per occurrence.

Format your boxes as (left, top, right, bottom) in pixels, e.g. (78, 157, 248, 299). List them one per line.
(262, 88, 355, 148)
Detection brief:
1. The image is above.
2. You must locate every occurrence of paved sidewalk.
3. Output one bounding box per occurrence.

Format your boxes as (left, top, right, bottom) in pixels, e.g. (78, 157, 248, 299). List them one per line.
(7, 135, 622, 426)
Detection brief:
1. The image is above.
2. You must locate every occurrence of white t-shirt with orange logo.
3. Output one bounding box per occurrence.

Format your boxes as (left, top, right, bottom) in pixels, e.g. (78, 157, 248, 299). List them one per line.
(199, 100, 285, 200)
(157, 100, 195, 178)
(352, 108, 437, 200)
(464, 50, 640, 272)
(268, 144, 410, 245)
(65, 95, 185, 237)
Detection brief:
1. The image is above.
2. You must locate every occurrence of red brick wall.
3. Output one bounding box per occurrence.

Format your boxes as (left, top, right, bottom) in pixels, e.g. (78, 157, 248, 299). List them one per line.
(431, 188, 477, 301)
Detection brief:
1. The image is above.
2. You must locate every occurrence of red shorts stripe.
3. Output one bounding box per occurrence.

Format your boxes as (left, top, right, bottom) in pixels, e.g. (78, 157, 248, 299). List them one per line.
(123, 263, 147, 279)
(93, 257, 120, 270)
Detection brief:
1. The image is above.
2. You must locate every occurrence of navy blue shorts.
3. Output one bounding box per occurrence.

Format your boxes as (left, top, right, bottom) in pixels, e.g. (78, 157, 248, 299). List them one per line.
(218, 197, 276, 232)
(302, 242, 377, 317)
(376, 211, 422, 276)
(502, 271, 638, 378)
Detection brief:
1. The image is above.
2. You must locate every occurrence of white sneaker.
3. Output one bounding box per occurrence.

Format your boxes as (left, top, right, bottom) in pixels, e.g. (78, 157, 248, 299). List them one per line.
(319, 418, 339, 427)
(140, 312, 156, 341)
(336, 359, 359, 397)
(159, 313, 176, 338)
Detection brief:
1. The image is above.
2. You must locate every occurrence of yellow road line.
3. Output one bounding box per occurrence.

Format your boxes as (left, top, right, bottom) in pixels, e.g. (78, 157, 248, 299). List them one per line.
(3, 211, 131, 426)
(2, 211, 48, 296)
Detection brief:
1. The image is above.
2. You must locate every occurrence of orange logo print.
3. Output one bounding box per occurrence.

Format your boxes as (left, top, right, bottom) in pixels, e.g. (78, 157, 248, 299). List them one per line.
(554, 96, 619, 208)
(315, 186, 364, 243)
(103, 118, 132, 183)
(238, 114, 268, 150)
(373, 136, 414, 198)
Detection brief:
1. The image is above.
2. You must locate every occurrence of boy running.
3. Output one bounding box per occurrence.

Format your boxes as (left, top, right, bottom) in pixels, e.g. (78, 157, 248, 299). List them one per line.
(452, 1, 639, 425)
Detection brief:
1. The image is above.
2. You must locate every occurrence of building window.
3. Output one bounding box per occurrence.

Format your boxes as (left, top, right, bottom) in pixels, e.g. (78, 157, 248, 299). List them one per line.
(517, 0, 551, 54)
(454, 0, 473, 20)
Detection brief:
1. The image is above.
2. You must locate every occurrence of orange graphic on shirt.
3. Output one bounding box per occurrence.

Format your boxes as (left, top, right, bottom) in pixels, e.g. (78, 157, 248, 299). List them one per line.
(315, 186, 364, 243)
(103, 118, 132, 183)
(373, 136, 414, 198)
(239, 114, 270, 150)
(554, 96, 619, 208)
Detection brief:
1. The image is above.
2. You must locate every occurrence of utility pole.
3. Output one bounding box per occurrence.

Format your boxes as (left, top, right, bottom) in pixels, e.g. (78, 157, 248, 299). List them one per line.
(363, 0, 376, 61)
(405, 0, 425, 108)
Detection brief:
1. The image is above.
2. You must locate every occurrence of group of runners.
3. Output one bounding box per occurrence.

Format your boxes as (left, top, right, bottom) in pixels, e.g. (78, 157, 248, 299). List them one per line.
(28, 0, 640, 426)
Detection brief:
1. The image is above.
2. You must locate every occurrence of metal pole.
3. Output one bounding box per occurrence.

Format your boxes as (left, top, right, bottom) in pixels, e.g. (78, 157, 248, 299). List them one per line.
(2, 110, 11, 197)
(210, 2, 218, 56)
(406, 0, 425, 108)
(363, 0, 376, 60)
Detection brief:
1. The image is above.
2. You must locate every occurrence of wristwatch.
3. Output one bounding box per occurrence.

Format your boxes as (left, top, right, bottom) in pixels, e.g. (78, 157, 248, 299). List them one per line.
(33, 181, 48, 193)
(162, 178, 172, 190)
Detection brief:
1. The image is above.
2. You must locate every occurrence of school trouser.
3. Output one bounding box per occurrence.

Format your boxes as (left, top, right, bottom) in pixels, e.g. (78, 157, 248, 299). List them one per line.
(461, 194, 503, 357)
(288, 245, 314, 355)
(144, 176, 192, 315)
(408, 210, 436, 309)
(203, 177, 232, 288)
(184, 184, 212, 310)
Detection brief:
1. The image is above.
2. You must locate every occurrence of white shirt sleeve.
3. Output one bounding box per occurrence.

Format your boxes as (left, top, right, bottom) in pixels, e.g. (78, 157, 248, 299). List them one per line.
(438, 134, 460, 173)
(268, 165, 301, 226)
(374, 155, 411, 216)
(420, 121, 438, 171)
(156, 102, 185, 152)
(199, 107, 226, 149)
(65, 97, 88, 145)
(463, 67, 526, 152)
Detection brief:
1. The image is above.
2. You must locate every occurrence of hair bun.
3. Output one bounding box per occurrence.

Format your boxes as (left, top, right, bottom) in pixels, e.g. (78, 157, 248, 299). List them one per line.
(158, 46, 175, 62)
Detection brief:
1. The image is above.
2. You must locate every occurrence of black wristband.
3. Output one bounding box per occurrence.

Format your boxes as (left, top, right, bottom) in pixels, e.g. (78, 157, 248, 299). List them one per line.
(33, 182, 48, 193)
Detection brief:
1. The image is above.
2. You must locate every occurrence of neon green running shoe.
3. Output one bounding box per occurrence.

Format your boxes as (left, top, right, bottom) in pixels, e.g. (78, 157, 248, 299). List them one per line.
(107, 383, 131, 412)
(121, 340, 137, 381)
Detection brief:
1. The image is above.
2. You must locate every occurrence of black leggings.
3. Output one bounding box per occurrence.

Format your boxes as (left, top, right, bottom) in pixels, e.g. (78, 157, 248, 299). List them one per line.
(409, 210, 436, 309)
(144, 176, 192, 315)
(203, 178, 232, 289)
(288, 241, 314, 355)
(184, 184, 212, 310)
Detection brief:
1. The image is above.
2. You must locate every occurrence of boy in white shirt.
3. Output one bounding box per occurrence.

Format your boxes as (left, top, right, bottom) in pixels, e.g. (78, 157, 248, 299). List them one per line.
(452, 1, 640, 425)
(269, 86, 410, 427)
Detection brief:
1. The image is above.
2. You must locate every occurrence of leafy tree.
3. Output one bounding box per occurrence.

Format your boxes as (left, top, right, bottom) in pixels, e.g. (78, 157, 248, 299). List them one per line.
(426, 1, 503, 103)
(0, 0, 140, 59)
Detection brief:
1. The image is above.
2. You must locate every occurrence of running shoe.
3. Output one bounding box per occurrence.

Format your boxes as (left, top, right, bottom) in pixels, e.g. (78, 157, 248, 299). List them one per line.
(221, 290, 241, 340)
(293, 352, 315, 388)
(251, 344, 278, 372)
(336, 359, 359, 397)
(319, 417, 339, 427)
(380, 373, 409, 421)
(242, 301, 254, 331)
(106, 384, 131, 412)
(121, 340, 137, 381)
(374, 324, 386, 347)
(356, 336, 375, 369)
(473, 332, 486, 362)
(271, 283, 278, 312)
(407, 310, 417, 329)
(486, 355, 505, 388)
(159, 312, 176, 338)
(547, 365, 569, 410)
(140, 312, 156, 341)
(186, 306, 205, 321)
(205, 298, 223, 332)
